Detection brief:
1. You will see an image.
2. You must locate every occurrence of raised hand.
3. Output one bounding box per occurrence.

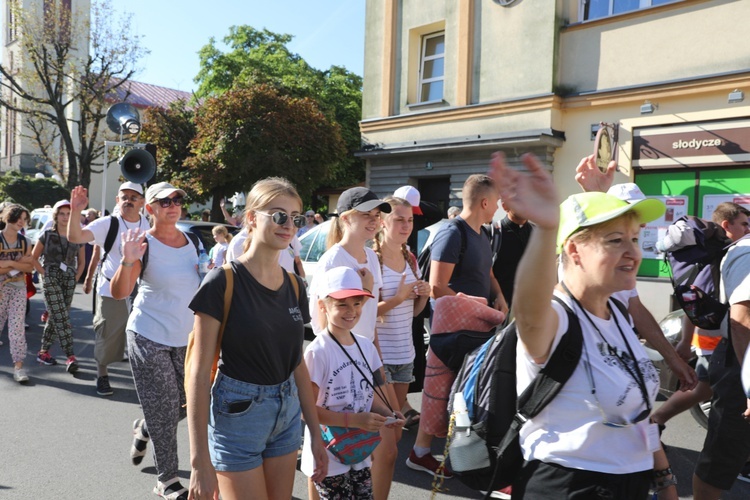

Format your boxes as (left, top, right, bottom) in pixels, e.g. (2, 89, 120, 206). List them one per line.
(489, 152, 560, 231)
(121, 228, 148, 264)
(70, 186, 89, 213)
(574, 154, 616, 193)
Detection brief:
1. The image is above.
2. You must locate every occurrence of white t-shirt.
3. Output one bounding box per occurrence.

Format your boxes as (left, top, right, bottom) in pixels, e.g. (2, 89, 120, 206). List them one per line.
(210, 242, 228, 268)
(301, 332, 383, 477)
(127, 233, 201, 347)
(225, 228, 247, 262)
(377, 262, 418, 365)
(516, 291, 659, 474)
(278, 235, 301, 273)
(721, 237, 750, 396)
(310, 244, 383, 342)
(86, 215, 151, 298)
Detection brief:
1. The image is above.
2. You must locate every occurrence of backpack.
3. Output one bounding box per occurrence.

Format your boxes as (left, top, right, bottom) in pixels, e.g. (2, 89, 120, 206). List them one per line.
(664, 215, 732, 330)
(446, 296, 629, 493)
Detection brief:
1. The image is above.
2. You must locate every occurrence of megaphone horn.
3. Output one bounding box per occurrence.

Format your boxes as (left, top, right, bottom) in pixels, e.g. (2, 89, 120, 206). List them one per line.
(120, 149, 156, 184)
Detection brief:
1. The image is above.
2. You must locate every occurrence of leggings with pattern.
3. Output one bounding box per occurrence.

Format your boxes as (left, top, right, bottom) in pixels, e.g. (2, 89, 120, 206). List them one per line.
(0, 284, 27, 363)
(127, 330, 187, 483)
(41, 267, 77, 356)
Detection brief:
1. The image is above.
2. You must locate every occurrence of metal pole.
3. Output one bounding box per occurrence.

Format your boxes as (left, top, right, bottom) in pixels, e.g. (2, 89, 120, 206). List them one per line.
(102, 141, 110, 215)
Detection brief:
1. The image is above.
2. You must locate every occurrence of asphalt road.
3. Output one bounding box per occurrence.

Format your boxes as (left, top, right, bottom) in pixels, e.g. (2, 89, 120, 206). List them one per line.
(1, 284, 749, 499)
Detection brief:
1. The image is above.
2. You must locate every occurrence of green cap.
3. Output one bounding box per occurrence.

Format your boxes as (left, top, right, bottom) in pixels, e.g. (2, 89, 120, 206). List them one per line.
(557, 192, 665, 253)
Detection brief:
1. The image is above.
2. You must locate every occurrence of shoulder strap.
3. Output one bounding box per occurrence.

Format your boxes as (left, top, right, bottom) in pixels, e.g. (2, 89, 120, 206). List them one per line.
(495, 296, 583, 457)
(186, 232, 201, 254)
(287, 271, 300, 300)
(101, 216, 119, 263)
(216, 264, 234, 352)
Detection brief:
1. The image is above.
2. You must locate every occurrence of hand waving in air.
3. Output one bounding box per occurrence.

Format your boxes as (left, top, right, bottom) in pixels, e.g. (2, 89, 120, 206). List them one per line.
(489, 152, 560, 231)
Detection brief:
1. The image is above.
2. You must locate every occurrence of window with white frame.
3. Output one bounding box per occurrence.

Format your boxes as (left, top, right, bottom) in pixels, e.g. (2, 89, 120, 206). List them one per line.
(581, 0, 680, 21)
(418, 32, 445, 103)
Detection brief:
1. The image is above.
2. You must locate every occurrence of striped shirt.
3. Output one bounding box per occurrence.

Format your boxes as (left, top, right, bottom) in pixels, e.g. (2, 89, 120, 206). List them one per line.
(378, 262, 419, 365)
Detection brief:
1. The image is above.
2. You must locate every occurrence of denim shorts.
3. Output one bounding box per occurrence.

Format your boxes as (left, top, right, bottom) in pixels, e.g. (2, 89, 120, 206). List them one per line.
(208, 371, 302, 472)
(383, 362, 415, 384)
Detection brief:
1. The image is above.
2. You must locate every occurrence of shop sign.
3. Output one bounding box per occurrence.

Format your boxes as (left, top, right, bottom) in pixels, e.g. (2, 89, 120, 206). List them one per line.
(633, 119, 750, 169)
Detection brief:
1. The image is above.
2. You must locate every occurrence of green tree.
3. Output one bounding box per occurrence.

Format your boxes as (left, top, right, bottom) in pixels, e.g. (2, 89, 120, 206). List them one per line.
(185, 85, 345, 219)
(140, 100, 197, 197)
(194, 26, 364, 190)
(0, 0, 146, 189)
(0, 171, 69, 210)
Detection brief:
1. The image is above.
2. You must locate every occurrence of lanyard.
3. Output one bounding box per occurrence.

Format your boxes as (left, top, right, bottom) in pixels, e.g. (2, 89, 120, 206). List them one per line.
(560, 282, 652, 416)
(328, 331, 393, 413)
(55, 230, 69, 262)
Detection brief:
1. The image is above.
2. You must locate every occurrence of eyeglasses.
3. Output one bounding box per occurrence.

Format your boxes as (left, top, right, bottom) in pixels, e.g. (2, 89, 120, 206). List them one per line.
(154, 196, 184, 208)
(306, 214, 315, 218)
(256, 211, 306, 228)
(120, 195, 143, 203)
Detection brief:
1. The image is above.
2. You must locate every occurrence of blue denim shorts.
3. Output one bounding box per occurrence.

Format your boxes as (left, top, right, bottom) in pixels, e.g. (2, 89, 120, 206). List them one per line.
(383, 362, 415, 384)
(208, 371, 302, 472)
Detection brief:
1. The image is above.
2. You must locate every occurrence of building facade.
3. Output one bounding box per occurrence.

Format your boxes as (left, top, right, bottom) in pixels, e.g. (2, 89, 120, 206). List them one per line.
(359, 0, 750, 318)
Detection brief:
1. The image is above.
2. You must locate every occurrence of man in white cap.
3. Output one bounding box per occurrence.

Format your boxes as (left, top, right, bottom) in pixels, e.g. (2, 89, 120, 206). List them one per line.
(67, 182, 151, 396)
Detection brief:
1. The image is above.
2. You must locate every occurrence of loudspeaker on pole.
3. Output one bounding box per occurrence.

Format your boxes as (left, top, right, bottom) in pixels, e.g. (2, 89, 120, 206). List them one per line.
(120, 148, 156, 184)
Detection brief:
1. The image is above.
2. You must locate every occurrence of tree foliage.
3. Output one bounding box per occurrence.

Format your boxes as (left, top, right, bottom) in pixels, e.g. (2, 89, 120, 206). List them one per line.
(184, 85, 345, 214)
(193, 26, 364, 189)
(140, 100, 197, 197)
(0, 172, 69, 210)
(0, 0, 146, 189)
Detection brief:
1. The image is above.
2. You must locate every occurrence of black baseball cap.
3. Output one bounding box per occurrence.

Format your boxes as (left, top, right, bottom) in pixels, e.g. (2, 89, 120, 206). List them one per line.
(337, 187, 391, 214)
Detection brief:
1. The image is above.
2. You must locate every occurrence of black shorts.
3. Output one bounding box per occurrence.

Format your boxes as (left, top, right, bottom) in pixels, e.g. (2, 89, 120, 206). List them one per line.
(513, 460, 650, 499)
(695, 338, 750, 490)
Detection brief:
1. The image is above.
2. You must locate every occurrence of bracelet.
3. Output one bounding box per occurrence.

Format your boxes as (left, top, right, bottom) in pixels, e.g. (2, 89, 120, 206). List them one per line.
(652, 474, 677, 492)
(344, 412, 349, 429)
(653, 467, 673, 478)
(120, 260, 134, 267)
(363, 287, 372, 294)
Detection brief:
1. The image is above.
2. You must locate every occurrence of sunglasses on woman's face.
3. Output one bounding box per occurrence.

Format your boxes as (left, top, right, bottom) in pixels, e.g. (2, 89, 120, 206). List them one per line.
(256, 211, 306, 229)
(155, 196, 184, 208)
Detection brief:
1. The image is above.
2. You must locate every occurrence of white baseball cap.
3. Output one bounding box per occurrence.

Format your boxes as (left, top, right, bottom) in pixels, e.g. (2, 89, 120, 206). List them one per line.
(393, 185, 423, 215)
(318, 266, 374, 300)
(118, 181, 144, 195)
(606, 183, 647, 204)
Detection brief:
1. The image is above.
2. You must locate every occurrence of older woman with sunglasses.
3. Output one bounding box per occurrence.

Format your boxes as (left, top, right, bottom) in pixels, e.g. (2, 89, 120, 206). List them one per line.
(110, 182, 202, 500)
(488, 153, 675, 499)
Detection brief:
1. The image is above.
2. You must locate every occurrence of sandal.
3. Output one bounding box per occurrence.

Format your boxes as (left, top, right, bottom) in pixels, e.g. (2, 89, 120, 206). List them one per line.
(154, 477, 188, 500)
(403, 409, 421, 429)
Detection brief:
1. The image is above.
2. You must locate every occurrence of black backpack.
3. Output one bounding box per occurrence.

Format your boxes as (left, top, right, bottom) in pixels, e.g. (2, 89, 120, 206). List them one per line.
(447, 297, 630, 493)
(664, 215, 732, 330)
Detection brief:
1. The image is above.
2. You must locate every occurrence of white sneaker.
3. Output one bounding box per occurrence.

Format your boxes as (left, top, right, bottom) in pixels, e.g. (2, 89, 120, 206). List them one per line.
(14, 367, 29, 383)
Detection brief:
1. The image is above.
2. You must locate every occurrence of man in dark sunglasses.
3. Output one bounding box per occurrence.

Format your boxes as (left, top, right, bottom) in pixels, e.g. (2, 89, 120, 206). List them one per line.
(296, 210, 317, 237)
(67, 181, 151, 397)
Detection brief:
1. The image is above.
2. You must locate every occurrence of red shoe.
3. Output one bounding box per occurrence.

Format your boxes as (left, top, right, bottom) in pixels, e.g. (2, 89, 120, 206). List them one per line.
(491, 486, 512, 499)
(405, 449, 453, 479)
(41, 311, 49, 323)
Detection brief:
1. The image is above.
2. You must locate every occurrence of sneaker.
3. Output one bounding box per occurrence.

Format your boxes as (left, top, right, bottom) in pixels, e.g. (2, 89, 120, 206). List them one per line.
(96, 376, 113, 396)
(14, 367, 29, 383)
(36, 350, 58, 366)
(405, 449, 453, 479)
(737, 462, 750, 483)
(41, 311, 49, 323)
(153, 477, 188, 500)
(65, 356, 79, 374)
(490, 486, 513, 499)
(131, 419, 150, 466)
